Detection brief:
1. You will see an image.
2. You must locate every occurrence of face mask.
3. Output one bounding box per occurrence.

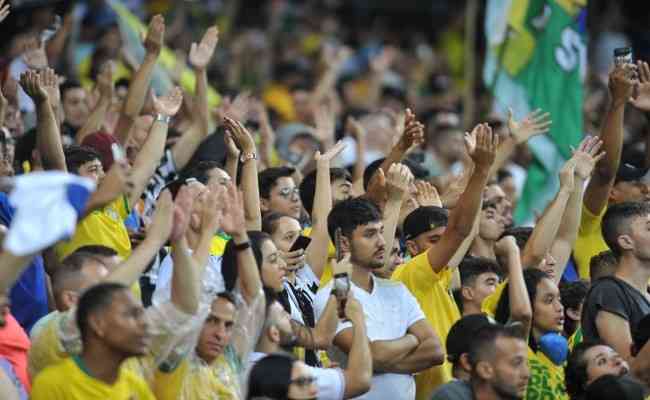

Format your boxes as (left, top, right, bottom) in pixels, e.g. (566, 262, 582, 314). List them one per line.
(539, 332, 568, 365)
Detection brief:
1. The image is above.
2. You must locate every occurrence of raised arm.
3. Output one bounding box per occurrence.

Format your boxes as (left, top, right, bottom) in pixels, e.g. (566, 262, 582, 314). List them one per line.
(113, 15, 164, 145)
(377, 109, 424, 183)
(76, 62, 115, 144)
(224, 117, 261, 231)
(521, 159, 574, 270)
(548, 137, 605, 282)
(221, 183, 262, 304)
(489, 108, 551, 178)
(426, 123, 497, 272)
(306, 141, 346, 278)
(346, 116, 367, 194)
(583, 65, 635, 215)
(380, 163, 413, 271)
(127, 87, 183, 207)
(495, 236, 532, 339)
(170, 26, 218, 170)
(20, 69, 66, 171)
(105, 189, 177, 286)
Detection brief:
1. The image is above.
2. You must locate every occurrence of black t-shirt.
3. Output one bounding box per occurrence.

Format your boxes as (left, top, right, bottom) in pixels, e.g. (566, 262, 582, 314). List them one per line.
(582, 276, 650, 342)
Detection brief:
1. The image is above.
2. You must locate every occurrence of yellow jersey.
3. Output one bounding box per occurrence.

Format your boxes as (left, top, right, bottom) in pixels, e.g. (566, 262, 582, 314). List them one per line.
(391, 252, 461, 400)
(54, 196, 132, 261)
(573, 205, 608, 280)
(526, 346, 568, 400)
(31, 357, 155, 400)
(153, 346, 242, 400)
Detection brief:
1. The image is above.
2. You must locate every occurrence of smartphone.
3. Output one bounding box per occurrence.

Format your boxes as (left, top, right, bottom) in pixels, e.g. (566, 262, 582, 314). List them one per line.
(614, 47, 633, 66)
(290, 236, 312, 252)
(335, 228, 343, 262)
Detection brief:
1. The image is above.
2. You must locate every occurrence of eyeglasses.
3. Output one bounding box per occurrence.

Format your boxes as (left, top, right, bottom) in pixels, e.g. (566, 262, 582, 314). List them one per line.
(290, 375, 317, 387)
(278, 187, 300, 199)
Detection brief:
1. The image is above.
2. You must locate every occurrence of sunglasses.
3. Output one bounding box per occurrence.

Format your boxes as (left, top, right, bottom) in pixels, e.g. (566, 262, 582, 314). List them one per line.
(278, 187, 300, 198)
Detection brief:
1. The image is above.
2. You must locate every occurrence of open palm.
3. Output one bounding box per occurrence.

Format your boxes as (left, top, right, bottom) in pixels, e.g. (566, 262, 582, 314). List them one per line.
(630, 61, 650, 112)
(153, 86, 183, 116)
(189, 26, 219, 69)
(507, 108, 552, 144)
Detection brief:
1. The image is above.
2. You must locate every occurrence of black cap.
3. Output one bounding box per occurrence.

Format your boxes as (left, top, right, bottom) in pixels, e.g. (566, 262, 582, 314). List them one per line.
(446, 314, 497, 363)
(615, 163, 648, 184)
(585, 374, 644, 400)
(403, 206, 449, 241)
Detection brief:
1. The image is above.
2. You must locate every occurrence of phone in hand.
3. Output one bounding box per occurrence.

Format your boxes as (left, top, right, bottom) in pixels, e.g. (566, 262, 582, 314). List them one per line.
(614, 47, 633, 66)
(289, 236, 312, 252)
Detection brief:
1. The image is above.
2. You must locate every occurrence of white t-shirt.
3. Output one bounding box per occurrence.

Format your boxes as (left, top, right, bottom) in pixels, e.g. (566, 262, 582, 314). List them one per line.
(152, 253, 225, 307)
(313, 274, 425, 400)
(248, 352, 345, 400)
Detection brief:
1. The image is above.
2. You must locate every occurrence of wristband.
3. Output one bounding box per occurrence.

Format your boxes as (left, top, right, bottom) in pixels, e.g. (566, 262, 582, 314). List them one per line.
(155, 113, 171, 125)
(234, 241, 250, 252)
(239, 152, 257, 164)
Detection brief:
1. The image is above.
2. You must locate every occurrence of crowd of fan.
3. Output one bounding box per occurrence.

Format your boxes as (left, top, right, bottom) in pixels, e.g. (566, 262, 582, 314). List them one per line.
(1, 1, 650, 400)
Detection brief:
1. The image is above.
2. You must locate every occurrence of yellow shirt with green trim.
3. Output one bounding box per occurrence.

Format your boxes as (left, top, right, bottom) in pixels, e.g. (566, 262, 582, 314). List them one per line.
(30, 357, 155, 400)
(573, 205, 608, 280)
(391, 252, 461, 400)
(153, 346, 241, 400)
(54, 196, 132, 261)
(526, 346, 568, 400)
(210, 233, 231, 256)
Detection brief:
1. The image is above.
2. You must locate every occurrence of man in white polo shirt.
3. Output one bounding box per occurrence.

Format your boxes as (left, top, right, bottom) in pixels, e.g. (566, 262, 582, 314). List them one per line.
(249, 291, 372, 400)
(314, 198, 444, 400)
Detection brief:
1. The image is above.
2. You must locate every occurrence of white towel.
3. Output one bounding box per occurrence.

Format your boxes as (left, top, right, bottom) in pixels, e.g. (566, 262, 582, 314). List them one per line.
(3, 172, 95, 256)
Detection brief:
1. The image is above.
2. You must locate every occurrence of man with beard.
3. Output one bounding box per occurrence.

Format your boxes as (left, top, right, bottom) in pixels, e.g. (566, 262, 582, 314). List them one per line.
(467, 324, 530, 400)
(249, 292, 372, 400)
(314, 197, 443, 400)
(30, 282, 155, 399)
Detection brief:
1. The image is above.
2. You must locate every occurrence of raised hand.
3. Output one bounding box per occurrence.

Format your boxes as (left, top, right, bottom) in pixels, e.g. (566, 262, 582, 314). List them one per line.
(507, 107, 552, 144)
(396, 108, 425, 152)
(170, 184, 194, 242)
(22, 38, 47, 70)
(494, 235, 519, 259)
(96, 61, 115, 100)
(630, 60, 650, 112)
(144, 14, 165, 56)
(199, 184, 224, 234)
(415, 180, 442, 207)
(0, 0, 10, 24)
(314, 140, 346, 164)
(570, 136, 605, 180)
(364, 167, 387, 208)
(2, 78, 18, 106)
(224, 130, 241, 158)
(223, 116, 256, 154)
(152, 86, 183, 117)
(609, 63, 637, 105)
(346, 115, 366, 142)
(220, 182, 247, 237)
(463, 125, 477, 156)
(468, 123, 498, 168)
(40, 68, 61, 107)
(385, 163, 414, 200)
(19, 70, 47, 103)
(147, 189, 175, 245)
(189, 26, 219, 70)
